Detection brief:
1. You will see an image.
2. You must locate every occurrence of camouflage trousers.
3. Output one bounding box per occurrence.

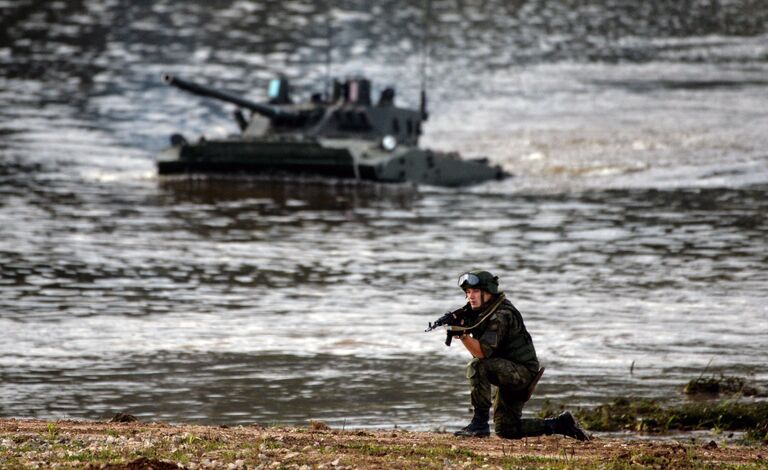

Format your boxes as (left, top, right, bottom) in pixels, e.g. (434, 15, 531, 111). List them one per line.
(466, 357, 549, 439)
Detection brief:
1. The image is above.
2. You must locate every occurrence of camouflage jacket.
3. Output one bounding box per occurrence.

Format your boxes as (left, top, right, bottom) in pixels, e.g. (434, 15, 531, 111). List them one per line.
(471, 295, 539, 371)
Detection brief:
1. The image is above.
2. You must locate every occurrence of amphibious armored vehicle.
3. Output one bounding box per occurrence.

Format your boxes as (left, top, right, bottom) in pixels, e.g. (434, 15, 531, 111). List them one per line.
(157, 75, 509, 186)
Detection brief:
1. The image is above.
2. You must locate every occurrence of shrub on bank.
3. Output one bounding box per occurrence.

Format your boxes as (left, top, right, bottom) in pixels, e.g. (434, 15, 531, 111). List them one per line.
(540, 398, 768, 444)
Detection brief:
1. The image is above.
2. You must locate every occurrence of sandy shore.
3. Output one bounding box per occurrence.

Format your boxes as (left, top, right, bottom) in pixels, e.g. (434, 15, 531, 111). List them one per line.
(0, 418, 765, 469)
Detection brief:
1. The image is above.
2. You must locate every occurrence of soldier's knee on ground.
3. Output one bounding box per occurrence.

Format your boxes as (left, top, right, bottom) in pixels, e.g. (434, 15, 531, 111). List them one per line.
(495, 422, 523, 440)
(493, 405, 522, 439)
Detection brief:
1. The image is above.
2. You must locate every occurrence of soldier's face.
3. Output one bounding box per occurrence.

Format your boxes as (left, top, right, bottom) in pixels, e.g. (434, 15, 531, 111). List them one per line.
(465, 287, 488, 310)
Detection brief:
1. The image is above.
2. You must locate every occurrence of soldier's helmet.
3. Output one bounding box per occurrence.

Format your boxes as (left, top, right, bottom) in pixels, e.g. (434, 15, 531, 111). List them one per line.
(458, 270, 499, 294)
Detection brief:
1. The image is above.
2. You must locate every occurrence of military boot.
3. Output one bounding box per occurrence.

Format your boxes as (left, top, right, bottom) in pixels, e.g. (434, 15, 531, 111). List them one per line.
(545, 411, 590, 441)
(454, 411, 490, 438)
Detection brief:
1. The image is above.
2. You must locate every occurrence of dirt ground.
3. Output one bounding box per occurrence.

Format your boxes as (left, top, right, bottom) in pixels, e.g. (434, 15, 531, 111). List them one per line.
(1, 418, 765, 469)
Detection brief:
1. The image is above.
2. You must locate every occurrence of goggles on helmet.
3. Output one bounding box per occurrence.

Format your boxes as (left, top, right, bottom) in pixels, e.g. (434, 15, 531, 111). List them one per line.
(458, 272, 481, 289)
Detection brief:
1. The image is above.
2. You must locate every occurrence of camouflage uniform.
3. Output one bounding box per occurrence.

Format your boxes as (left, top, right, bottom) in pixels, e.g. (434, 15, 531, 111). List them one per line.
(454, 270, 589, 441)
(466, 296, 550, 438)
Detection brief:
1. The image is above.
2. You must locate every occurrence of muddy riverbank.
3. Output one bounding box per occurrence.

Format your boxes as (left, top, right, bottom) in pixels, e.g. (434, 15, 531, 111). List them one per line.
(1, 418, 765, 469)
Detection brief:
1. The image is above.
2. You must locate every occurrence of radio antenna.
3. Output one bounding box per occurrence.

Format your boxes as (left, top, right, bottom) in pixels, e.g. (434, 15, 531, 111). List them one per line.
(325, 2, 334, 101)
(419, 0, 431, 120)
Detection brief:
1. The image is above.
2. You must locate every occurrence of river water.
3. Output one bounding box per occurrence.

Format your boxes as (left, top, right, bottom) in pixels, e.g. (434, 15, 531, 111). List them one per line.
(1, 0, 767, 431)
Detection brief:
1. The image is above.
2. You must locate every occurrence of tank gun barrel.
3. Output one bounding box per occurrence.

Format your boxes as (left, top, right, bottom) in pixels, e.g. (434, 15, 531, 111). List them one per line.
(163, 74, 286, 119)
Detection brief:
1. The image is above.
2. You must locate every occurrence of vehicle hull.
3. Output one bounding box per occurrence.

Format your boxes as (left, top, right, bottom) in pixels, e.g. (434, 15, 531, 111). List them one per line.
(157, 139, 508, 187)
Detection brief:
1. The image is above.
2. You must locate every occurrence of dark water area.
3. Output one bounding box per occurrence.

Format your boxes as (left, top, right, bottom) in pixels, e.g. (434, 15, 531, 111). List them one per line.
(1, 0, 767, 430)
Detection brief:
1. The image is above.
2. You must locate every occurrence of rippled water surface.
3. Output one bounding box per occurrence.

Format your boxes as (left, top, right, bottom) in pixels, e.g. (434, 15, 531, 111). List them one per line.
(1, 0, 767, 429)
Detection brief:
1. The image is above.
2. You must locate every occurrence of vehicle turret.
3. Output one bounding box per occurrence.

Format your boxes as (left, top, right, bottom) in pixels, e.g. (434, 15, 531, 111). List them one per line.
(163, 74, 425, 146)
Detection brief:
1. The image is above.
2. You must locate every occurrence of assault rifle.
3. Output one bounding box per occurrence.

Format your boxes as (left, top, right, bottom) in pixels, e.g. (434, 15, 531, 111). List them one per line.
(425, 304, 478, 346)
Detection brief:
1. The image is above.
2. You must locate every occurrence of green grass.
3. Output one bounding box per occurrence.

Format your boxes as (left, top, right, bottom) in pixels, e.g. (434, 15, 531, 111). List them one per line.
(45, 423, 59, 442)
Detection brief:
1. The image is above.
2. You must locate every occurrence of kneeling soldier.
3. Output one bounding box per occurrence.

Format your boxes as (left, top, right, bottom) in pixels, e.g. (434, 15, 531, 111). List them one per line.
(451, 270, 589, 441)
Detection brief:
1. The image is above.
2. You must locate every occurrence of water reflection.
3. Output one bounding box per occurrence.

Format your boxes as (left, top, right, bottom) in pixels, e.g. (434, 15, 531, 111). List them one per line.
(158, 177, 419, 211)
